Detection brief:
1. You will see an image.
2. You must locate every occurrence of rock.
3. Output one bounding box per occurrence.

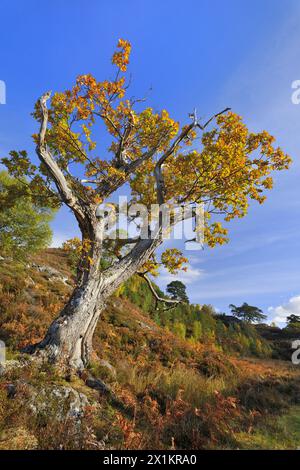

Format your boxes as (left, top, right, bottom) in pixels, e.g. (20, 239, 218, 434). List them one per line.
(0, 256, 13, 262)
(99, 359, 116, 377)
(6, 383, 17, 399)
(31, 263, 70, 285)
(31, 263, 60, 276)
(0, 358, 30, 376)
(85, 377, 112, 396)
(25, 276, 35, 287)
(137, 320, 153, 330)
(29, 385, 89, 420)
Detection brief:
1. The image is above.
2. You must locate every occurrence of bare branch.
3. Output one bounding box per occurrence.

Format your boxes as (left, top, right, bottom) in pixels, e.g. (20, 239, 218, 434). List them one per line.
(138, 273, 182, 309)
(153, 117, 200, 208)
(103, 232, 163, 295)
(36, 92, 86, 223)
(91, 107, 231, 209)
(80, 179, 99, 184)
(197, 107, 231, 130)
(157, 122, 195, 167)
(97, 146, 158, 198)
(154, 164, 165, 206)
(98, 112, 122, 138)
(153, 115, 201, 211)
(98, 110, 201, 199)
(120, 236, 140, 245)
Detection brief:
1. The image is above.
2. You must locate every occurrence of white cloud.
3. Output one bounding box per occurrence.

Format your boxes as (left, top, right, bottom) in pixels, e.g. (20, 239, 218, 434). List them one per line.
(268, 295, 300, 324)
(157, 265, 205, 286)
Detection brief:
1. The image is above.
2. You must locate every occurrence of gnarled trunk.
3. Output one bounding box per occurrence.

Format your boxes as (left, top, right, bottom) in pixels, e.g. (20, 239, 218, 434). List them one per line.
(29, 228, 161, 370)
(34, 278, 107, 369)
(30, 216, 110, 370)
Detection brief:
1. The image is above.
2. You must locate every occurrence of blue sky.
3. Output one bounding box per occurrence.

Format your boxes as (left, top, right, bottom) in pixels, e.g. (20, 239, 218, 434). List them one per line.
(0, 0, 300, 323)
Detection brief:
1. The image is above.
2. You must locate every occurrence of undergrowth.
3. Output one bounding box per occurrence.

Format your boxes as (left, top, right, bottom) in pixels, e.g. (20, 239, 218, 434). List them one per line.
(0, 249, 300, 449)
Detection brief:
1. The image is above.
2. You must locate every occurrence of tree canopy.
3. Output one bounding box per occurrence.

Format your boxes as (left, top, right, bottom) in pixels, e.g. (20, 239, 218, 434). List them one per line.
(0, 40, 291, 368)
(229, 302, 267, 324)
(0, 171, 55, 260)
(286, 314, 300, 327)
(166, 280, 189, 303)
(1, 39, 291, 276)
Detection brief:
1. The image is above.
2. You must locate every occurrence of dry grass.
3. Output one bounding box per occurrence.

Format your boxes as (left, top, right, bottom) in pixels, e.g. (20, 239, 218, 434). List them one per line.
(1, 249, 300, 449)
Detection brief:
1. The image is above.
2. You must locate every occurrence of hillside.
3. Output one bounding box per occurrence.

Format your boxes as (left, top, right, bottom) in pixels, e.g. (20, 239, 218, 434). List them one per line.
(0, 249, 300, 449)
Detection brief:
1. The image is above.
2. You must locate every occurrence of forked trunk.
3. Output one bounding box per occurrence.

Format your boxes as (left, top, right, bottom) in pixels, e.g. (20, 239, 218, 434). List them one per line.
(29, 220, 160, 370)
(29, 216, 110, 370)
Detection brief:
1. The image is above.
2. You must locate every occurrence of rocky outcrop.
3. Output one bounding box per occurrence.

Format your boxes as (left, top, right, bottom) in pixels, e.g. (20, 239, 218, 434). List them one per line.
(31, 263, 70, 285)
(28, 384, 90, 420)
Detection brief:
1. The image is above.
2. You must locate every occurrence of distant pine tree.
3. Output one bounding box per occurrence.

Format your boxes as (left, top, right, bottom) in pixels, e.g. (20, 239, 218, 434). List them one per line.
(229, 302, 267, 324)
(166, 281, 189, 303)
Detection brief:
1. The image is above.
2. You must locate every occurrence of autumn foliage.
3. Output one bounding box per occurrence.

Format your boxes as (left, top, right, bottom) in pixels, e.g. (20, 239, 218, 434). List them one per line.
(2, 39, 291, 273)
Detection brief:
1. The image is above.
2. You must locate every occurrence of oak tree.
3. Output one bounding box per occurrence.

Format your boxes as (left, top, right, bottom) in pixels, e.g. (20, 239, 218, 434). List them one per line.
(2, 40, 291, 369)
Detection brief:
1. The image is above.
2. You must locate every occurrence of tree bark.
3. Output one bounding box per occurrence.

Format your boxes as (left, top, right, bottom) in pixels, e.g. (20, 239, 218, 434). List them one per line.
(33, 278, 107, 369)
(29, 224, 162, 370)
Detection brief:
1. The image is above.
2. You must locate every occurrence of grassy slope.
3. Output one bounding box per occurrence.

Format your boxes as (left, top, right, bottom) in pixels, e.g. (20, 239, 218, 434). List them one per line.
(0, 249, 300, 449)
